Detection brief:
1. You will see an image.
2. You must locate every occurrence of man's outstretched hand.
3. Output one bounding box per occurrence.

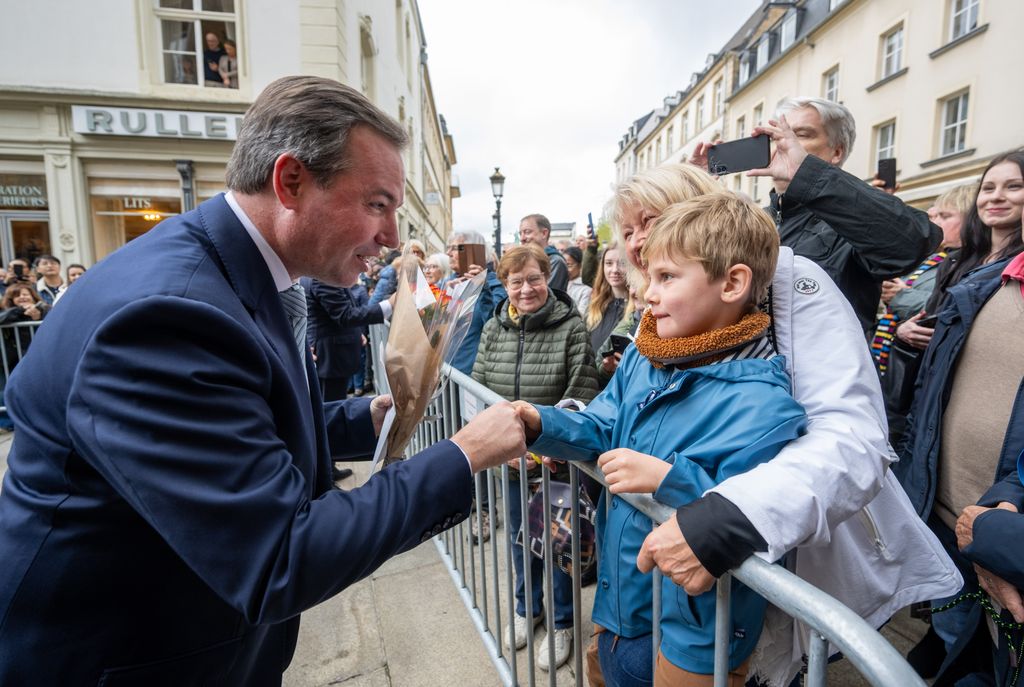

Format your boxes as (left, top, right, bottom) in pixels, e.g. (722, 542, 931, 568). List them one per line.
(451, 402, 526, 473)
(637, 516, 716, 595)
(511, 400, 541, 441)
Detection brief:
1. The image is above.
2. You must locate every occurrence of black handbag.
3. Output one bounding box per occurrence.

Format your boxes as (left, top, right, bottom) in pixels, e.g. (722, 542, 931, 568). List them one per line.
(882, 340, 924, 442)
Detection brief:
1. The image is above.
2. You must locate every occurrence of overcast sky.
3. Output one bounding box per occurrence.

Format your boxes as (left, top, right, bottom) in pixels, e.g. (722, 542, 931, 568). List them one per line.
(419, 0, 761, 245)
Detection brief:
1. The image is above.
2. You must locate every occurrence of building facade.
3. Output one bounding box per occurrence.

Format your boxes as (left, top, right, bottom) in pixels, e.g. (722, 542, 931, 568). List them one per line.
(0, 0, 458, 269)
(616, 0, 1023, 208)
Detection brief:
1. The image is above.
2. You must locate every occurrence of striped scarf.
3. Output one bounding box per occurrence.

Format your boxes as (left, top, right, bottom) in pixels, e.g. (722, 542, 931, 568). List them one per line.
(871, 251, 947, 374)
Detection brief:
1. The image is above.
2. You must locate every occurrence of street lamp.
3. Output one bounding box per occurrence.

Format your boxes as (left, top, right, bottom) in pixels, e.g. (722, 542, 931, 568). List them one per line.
(489, 167, 505, 259)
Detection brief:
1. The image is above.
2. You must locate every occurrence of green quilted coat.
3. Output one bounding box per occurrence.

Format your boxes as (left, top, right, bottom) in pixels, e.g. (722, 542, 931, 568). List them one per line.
(472, 290, 599, 407)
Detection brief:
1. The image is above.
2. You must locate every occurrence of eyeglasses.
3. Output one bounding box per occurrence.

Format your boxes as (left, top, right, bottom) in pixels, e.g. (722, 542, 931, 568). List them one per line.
(505, 273, 546, 290)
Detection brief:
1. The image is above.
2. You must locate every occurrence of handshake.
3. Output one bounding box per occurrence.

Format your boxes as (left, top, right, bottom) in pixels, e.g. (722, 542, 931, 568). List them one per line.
(449, 400, 543, 474)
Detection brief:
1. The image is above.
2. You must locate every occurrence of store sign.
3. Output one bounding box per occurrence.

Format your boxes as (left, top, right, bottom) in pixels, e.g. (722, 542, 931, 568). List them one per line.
(71, 105, 243, 141)
(0, 174, 47, 209)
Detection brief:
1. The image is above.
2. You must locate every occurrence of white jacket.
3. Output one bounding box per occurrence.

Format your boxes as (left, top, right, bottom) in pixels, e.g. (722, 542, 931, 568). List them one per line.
(711, 248, 962, 686)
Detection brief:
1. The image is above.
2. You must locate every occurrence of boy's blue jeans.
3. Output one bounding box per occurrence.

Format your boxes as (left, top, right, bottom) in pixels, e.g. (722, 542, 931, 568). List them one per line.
(597, 628, 652, 687)
(507, 477, 573, 629)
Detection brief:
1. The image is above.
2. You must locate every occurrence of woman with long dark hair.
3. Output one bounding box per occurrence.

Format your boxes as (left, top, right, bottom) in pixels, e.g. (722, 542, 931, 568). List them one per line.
(924, 151, 1024, 318)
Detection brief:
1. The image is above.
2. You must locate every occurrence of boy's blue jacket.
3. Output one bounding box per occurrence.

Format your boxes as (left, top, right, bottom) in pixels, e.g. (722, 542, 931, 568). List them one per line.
(530, 344, 806, 673)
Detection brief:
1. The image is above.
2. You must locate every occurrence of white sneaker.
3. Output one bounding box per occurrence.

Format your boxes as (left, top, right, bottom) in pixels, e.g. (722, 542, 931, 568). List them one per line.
(503, 613, 541, 651)
(536, 627, 573, 671)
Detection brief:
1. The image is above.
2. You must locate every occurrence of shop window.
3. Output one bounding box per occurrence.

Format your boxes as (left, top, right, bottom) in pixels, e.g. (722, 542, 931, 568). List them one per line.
(91, 195, 181, 260)
(157, 0, 238, 88)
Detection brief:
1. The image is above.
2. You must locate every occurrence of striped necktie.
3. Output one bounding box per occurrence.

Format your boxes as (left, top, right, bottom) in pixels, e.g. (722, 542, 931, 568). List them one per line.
(279, 283, 308, 360)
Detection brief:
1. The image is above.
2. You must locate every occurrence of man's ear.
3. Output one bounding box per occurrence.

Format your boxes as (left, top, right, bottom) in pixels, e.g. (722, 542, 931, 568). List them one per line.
(830, 145, 845, 166)
(271, 153, 308, 210)
(720, 264, 753, 305)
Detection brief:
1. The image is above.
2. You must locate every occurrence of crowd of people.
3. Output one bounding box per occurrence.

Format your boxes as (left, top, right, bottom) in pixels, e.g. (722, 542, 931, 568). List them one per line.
(0, 255, 85, 431)
(0, 76, 1019, 687)
(353, 96, 1020, 687)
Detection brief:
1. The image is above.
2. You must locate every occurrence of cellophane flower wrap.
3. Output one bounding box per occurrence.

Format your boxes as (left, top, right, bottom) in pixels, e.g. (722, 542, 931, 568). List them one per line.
(381, 246, 484, 461)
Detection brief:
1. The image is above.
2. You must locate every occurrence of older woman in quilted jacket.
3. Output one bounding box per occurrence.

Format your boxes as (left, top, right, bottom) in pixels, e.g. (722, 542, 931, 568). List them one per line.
(473, 244, 598, 671)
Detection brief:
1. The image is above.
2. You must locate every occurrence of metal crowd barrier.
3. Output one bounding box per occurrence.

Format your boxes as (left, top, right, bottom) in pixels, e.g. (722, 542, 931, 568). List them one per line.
(0, 321, 42, 413)
(369, 324, 924, 687)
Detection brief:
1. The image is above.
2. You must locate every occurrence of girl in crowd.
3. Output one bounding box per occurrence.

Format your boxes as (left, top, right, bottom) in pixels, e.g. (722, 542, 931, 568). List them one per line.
(472, 244, 598, 672)
(586, 243, 629, 363)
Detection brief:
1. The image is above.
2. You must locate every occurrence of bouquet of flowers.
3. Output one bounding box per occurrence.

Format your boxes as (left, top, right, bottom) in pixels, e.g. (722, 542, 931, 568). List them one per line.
(372, 245, 485, 468)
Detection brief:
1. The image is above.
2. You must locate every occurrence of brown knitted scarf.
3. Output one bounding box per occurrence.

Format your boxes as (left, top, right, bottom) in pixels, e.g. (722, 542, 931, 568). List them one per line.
(633, 309, 771, 369)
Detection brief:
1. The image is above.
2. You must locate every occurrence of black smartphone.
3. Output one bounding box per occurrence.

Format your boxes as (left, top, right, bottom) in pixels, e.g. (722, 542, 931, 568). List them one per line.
(707, 134, 770, 176)
(587, 212, 596, 241)
(916, 314, 938, 328)
(12, 264, 23, 277)
(878, 157, 897, 189)
(600, 333, 631, 358)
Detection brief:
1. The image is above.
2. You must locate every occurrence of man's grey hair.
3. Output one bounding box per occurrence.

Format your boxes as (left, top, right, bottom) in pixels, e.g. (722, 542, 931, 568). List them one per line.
(775, 96, 856, 166)
(226, 76, 408, 193)
(447, 230, 487, 245)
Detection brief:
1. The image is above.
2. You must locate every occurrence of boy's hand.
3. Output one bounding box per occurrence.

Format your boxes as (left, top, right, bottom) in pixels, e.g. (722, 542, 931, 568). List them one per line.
(598, 448, 670, 495)
(511, 400, 541, 441)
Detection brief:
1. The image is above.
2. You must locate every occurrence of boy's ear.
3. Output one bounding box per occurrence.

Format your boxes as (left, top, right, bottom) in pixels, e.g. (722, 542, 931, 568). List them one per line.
(720, 264, 753, 305)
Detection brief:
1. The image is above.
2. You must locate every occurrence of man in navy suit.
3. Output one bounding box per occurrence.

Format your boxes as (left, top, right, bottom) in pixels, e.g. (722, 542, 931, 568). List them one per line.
(0, 76, 525, 685)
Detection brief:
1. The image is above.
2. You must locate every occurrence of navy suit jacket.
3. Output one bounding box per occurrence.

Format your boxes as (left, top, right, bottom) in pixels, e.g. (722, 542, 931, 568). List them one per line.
(0, 195, 472, 685)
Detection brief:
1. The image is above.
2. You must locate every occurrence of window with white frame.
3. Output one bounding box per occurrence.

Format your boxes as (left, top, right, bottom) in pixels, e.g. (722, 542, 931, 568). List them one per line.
(739, 54, 751, 85)
(696, 95, 705, 131)
(940, 91, 969, 156)
(656, 137, 663, 164)
(736, 115, 746, 139)
(875, 120, 896, 163)
(681, 111, 690, 143)
(950, 0, 979, 40)
(880, 24, 904, 79)
(822, 65, 840, 101)
(157, 0, 238, 88)
(756, 35, 770, 71)
(780, 11, 797, 51)
(753, 103, 763, 126)
(713, 78, 724, 117)
(667, 125, 675, 153)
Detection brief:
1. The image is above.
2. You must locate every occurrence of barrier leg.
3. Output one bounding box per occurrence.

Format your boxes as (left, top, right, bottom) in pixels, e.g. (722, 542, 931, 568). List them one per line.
(714, 574, 731, 687)
(806, 631, 828, 687)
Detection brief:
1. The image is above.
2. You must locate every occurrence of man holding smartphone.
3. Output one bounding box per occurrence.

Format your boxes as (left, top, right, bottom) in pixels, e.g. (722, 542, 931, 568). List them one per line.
(743, 97, 941, 335)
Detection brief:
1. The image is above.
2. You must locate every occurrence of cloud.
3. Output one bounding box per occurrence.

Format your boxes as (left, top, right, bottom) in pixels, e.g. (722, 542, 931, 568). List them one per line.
(420, 0, 760, 244)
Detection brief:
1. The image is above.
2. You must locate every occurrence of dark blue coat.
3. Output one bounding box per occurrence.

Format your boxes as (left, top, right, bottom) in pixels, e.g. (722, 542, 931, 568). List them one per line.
(895, 258, 1024, 520)
(302, 279, 381, 380)
(0, 194, 472, 685)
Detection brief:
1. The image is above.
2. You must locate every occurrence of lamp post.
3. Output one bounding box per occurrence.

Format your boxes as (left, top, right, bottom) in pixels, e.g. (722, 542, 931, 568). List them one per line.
(489, 167, 505, 259)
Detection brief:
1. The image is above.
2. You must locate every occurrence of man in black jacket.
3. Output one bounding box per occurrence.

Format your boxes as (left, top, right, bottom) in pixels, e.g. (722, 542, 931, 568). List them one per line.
(751, 97, 941, 334)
